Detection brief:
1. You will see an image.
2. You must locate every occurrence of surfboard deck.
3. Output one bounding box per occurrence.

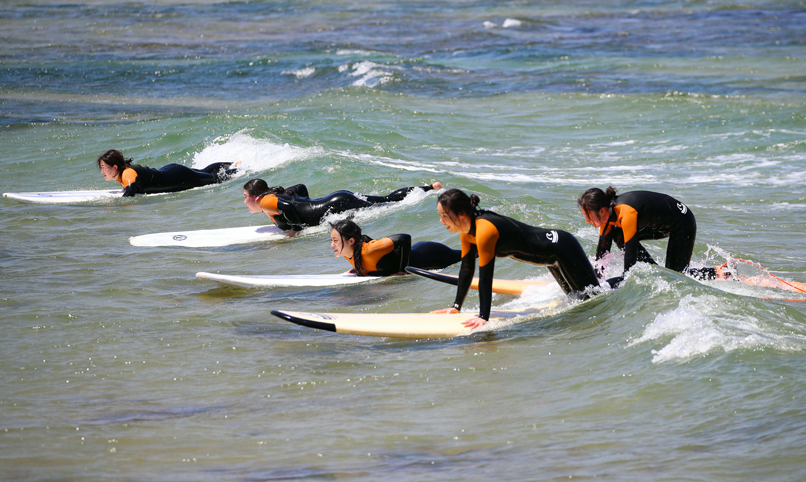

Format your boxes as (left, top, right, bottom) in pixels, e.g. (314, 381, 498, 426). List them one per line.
(130, 225, 286, 247)
(271, 307, 557, 338)
(405, 266, 550, 295)
(196, 271, 383, 288)
(3, 189, 124, 204)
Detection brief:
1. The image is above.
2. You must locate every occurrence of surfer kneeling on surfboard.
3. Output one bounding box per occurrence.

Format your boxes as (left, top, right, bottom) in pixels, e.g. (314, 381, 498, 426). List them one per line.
(243, 179, 444, 239)
(431, 188, 601, 329)
(97, 149, 236, 197)
(330, 219, 461, 276)
(578, 187, 719, 280)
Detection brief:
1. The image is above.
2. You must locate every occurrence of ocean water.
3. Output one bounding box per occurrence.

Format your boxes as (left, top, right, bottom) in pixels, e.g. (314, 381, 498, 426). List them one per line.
(2, 0, 806, 480)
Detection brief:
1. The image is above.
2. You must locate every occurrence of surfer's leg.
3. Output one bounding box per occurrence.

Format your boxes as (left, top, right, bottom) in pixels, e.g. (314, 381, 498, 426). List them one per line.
(198, 162, 236, 182)
(666, 219, 696, 273)
(364, 184, 436, 204)
(409, 242, 462, 270)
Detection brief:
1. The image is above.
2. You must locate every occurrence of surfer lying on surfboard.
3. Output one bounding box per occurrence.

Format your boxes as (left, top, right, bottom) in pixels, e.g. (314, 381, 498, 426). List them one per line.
(578, 187, 720, 280)
(330, 219, 461, 276)
(430, 188, 603, 329)
(97, 149, 236, 197)
(243, 179, 443, 238)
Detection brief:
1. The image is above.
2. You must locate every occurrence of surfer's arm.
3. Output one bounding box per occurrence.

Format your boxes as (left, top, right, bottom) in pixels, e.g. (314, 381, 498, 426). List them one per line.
(451, 241, 477, 312)
(120, 168, 139, 197)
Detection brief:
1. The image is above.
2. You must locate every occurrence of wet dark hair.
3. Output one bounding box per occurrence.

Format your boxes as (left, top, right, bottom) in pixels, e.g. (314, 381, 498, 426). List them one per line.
(577, 187, 617, 213)
(330, 219, 373, 276)
(96, 149, 132, 171)
(243, 179, 293, 197)
(437, 188, 480, 221)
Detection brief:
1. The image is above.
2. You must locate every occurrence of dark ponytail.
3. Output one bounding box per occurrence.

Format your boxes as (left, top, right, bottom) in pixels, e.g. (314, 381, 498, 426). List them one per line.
(577, 186, 617, 212)
(96, 149, 133, 171)
(331, 219, 373, 276)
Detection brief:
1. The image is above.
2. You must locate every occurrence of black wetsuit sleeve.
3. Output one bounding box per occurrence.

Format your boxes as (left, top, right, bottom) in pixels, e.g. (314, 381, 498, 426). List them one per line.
(286, 184, 309, 198)
(452, 245, 477, 312)
(276, 197, 304, 231)
(122, 183, 138, 197)
(595, 229, 615, 260)
(477, 258, 495, 321)
(623, 236, 640, 272)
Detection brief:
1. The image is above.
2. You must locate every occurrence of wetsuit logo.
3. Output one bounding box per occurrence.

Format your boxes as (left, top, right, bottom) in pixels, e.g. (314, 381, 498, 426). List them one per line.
(677, 202, 688, 215)
(546, 230, 559, 243)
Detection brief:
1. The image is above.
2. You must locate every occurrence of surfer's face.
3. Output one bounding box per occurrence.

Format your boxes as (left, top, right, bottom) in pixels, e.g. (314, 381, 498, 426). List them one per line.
(581, 207, 609, 228)
(437, 203, 467, 234)
(243, 190, 262, 213)
(99, 161, 119, 181)
(330, 229, 355, 257)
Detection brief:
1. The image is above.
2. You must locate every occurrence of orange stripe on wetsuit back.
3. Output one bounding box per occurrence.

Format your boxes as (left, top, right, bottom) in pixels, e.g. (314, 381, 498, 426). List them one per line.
(460, 218, 500, 267)
(119, 168, 138, 188)
(600, 204, 639, 244)
(346, 238, 395, 275)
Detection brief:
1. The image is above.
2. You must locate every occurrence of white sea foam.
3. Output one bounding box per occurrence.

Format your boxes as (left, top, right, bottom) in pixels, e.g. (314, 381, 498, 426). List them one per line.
(630, 294, 805, 363)
(190, 131, 322, 175)
(345, 61, 395, 87)
(502, 18, 522, 28)
(281, 67, 316, 79)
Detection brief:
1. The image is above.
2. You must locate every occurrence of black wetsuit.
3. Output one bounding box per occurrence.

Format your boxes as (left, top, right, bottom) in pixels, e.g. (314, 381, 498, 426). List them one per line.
(454, 210, 600, 320)
(596, 191, 699, 275)
(119, 162, 235, 197)
(348, 234, 461, 276)
(262, 184, 436, 232)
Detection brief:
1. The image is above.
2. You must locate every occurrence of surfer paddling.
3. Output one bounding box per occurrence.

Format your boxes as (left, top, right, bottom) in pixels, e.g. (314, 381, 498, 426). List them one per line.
(330, 219, 461, 276)
(242, 179, 443, 238)
(97, 149, 236, 197)
(578, 187, 719, 280)
(431, 188, 603, 329)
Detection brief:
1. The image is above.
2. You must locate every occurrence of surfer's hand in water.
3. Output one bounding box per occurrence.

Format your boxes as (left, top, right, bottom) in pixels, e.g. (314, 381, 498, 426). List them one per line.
(431, 181, 443, 190)
(462, 317, 487, 329)
(431, 307, 459, 314)
(285, 229, 302, 239)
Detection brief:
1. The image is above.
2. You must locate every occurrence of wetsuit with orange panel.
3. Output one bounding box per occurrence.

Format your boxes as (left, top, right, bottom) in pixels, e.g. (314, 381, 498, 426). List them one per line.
(596, 190, 697, 274)
(453, 211, 600, 320)
(260, 184, 437, 232)
(347, 235, 461, 276)
(117, 162, 234, 197)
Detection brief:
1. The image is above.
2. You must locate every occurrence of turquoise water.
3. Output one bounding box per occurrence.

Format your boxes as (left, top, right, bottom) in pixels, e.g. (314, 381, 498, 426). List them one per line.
(2, 1, 806, 480)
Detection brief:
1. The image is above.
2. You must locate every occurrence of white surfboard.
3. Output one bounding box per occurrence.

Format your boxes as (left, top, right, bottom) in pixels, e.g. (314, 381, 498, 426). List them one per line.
(196, 271, 383, 288)
(130, 225, 287, 247)
(271, 303, 561, 339)
(3, 189, 124, 204)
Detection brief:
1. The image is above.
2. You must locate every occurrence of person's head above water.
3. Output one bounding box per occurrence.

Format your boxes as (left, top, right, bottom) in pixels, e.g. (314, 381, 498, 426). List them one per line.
(436, 188, 479, 234)
(243, 179, 293, 213)
(330, 219, 373, 272)
(577, 187, 617, 229)
(96, 149, 132, 181)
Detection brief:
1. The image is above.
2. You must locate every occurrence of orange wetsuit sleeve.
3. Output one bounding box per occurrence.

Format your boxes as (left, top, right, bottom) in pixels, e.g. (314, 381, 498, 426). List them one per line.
(474, 218, 500, 268)
(120, 168, 138, 188)
(259, 194, 279, 212)
(614, 204, 638, 244)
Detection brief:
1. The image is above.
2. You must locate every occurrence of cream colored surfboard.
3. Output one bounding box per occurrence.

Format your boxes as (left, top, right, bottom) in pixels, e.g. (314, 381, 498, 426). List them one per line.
(271, 303, 561, 339)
